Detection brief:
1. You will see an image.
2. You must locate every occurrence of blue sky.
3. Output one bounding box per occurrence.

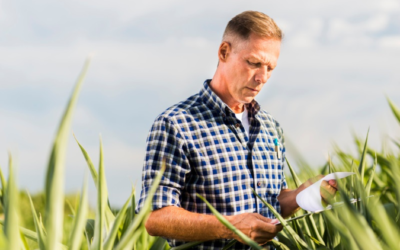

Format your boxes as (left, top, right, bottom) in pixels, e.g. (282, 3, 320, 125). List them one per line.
(1, 0, 400, 206)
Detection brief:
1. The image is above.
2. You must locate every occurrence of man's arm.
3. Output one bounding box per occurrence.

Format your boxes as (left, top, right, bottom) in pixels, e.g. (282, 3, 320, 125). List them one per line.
(146, 206, 283, 245)
(278, 177, 338, 218)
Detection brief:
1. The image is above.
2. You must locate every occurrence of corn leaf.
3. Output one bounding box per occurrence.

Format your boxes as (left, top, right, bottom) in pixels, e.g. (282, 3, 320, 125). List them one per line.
(387, 97, 400, 125)
(28, 192, 46, 250)
(149, 237, 168, 250)
(3, 155, 20, 250)
(169, 241, 203, 250)
(197, 193, 265, 250)
(335, 179, 383, 250)
(44, 59, 90, 250)
(114, 164, 165, 250)
(74, 135, 115, 225)
(0, 164, 6, 206)
(358, 129, 369, 182)
(221, 239, 237, 250)
(91, 137, 108, 250)
(285, 158, 302, 188)
(366, 154, 377, 198)
(84, 219, 95, 246)
(68, 180, 89, 250)
(103, 191, 135, 250)
(251, 189, 307, 250)
(73, 134, 98, 185)
(268, 239, 291, 250)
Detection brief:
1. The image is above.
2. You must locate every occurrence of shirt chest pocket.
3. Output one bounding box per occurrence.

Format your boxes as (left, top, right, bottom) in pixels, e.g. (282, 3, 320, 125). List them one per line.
(262, 149, 284, 195)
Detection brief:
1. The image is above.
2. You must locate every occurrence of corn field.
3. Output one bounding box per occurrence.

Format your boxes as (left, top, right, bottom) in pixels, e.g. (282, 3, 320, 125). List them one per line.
(0, 61, 400, 250)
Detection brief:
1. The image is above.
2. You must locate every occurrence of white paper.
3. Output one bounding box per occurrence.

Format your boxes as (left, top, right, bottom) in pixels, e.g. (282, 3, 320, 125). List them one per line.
(295, 172, 354, 212)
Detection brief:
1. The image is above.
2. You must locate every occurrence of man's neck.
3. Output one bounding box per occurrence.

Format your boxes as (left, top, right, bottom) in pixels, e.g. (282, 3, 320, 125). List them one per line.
(209, 76, 244, 114)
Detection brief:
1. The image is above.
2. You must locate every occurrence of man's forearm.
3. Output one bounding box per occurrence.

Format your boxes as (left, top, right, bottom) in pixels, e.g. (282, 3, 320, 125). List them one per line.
(277, 188, 301, 218)
(145, 206, 232, 241)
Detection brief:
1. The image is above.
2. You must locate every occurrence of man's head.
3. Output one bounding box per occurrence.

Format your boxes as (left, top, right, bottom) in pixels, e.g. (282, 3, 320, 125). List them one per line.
(213, 11, 282, 110)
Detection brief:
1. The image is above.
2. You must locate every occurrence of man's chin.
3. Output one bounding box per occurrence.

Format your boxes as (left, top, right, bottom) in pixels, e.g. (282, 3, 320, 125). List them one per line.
(243, 95, 257, 102)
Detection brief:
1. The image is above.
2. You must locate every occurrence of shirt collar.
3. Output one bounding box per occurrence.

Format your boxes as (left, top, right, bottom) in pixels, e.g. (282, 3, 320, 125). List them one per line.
(199, 79, 261, 117)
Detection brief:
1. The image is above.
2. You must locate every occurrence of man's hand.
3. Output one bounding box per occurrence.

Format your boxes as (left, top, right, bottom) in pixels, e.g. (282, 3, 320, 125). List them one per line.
(300, 175, 338, 202)
(226, 213, 283, 245)
(278, 175, 338, 218)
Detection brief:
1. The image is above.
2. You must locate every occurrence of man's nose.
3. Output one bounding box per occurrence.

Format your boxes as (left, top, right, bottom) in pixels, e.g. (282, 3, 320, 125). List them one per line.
(254, 67, 269, 84)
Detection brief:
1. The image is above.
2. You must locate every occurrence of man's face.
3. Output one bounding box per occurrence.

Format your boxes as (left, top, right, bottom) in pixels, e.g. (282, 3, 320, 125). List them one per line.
(223, 34, 281, 104)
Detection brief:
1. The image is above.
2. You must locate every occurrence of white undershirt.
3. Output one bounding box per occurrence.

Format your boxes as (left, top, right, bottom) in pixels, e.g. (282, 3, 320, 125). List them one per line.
(235, 107, 250, 136)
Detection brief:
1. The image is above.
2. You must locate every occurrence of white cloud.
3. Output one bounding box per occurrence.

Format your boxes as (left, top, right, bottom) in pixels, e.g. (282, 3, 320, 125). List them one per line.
(376, 0, 400, 13)
(378, 36, 400, 49)
(1, 0, 400, 206)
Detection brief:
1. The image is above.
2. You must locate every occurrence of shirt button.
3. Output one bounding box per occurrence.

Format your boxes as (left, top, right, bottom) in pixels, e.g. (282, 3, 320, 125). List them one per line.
(257, 181, 261, 187)
(235, 123, 240, 128)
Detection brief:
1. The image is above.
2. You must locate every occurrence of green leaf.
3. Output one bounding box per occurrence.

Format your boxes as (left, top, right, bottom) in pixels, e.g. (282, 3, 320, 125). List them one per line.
(305, 215, 325, 247)
(27, 192, 46, 250)
(366, 154, 377, 198)
(91, 136, 108, 250)
(84, 219, 95, 246)
(358, 129, 369, 182)
(322, 211, 358, 250)
(103, 191, 135, 250)
(74, 135, 115, 226)
(149, 237, 168, 250)
(335, 179, 383, 250)
(19, 231, 29, 250)
(120, 187, 136, 237)
(304, 233, 325, 246)
(44, 59, 90, 250)
(0, 164, 7, 206)
(251, 189, 308, 250)
(196, 194, 264, 250)
(328, 154, 338, 174)
(114, 163, 165, 250)
(0, 219, 68, 249)
(169, 241, 203, 250)
(3, 155, 20, 250)
(268, 239, 291, 250)
(387, 97, 400, 125)
(73, 134, 98, 185)
(221, 239, 237, 250)
(69, 180, 89, 250)
(285, 158, 302, 188)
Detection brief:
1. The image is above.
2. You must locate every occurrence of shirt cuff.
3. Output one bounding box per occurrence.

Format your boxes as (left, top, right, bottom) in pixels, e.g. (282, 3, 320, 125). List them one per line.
(136, 185, 181, 214)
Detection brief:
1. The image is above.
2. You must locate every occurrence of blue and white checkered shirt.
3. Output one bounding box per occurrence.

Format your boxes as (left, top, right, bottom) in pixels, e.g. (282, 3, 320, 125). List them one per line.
(137, 80, 288, 250)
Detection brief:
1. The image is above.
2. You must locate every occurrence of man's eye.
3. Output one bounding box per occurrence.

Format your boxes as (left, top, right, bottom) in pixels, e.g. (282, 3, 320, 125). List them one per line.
(247, 61, 260, 67)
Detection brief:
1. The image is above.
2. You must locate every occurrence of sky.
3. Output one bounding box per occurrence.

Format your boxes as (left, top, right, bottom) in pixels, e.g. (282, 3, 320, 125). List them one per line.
(1, 0, 400, 207)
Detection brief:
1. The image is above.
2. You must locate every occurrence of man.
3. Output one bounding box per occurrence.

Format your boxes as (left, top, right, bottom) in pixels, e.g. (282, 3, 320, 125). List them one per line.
(136, 11, 337, 250)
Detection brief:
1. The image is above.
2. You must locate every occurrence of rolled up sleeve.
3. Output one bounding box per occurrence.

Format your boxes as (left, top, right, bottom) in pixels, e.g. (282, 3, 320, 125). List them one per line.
(136, 115, 191, 213)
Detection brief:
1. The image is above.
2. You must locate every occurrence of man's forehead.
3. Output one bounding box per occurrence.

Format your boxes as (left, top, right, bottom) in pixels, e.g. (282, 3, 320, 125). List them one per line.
(240, 38, 280, 60)
(243, 50, 279, 65)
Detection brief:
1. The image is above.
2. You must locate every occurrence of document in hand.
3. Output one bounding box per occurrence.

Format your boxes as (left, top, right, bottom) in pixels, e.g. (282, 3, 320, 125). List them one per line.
(295, 172, 355, 212)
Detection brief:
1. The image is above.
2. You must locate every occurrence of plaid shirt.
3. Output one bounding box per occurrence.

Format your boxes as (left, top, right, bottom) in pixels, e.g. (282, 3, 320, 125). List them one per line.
(137, 80, 288, 250)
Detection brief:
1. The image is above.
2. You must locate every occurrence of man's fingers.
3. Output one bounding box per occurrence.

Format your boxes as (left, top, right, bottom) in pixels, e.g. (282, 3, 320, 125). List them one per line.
(321, 180, 337, 191)
(270, 219, 279, 225)
(320, 180, 339, 203)
(328, 180, 338, 189)
(254, 214, 280, 225)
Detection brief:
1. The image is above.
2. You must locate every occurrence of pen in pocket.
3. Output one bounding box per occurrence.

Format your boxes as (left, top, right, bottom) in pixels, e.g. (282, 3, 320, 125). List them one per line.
(273, 138, 281, 160)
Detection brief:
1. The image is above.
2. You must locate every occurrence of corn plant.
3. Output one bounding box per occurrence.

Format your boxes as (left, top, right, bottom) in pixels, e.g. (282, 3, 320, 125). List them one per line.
(0, 59, 400, 250)
(0, 61, 169, 250)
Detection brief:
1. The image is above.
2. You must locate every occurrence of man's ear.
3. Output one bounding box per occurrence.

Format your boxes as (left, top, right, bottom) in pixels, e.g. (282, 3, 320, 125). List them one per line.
(218, 41, 231, 63)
